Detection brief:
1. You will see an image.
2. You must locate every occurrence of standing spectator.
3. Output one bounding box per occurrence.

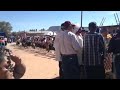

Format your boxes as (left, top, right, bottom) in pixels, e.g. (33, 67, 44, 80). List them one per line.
(4, 37, 7, 46)
(108, 30, 120, 79)
(100, 28, 112, 77)
(75, 29, 84, 79)
(100, 28, 110, 47)
(80, 29, 87, 38)
(53, 23, 65, 79)
(83, 22, 105, 79)
(58, 21, 81, 79)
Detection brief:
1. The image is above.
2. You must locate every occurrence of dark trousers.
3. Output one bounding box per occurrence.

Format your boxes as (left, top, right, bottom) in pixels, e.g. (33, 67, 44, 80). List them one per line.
(114, 55, 120, 79)
(61, 54, 80, 79)
(59, 61, 64, 79)
(85, 65, 105, 79)
(5, 41, 7, 46)
(80, 65, 87, 79)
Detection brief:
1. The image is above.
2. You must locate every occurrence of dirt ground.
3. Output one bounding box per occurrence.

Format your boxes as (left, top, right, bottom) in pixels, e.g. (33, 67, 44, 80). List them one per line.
(7, 43, 59, 79)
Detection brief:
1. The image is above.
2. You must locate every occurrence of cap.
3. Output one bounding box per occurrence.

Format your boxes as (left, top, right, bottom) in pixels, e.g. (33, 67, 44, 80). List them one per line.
(63, 21, 75, 29)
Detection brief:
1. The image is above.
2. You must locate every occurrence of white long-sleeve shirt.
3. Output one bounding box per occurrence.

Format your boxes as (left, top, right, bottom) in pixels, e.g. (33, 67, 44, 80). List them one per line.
(54, 30, 82, 65)
(59, 30, 80, 55)
(54, 31, 64, 61)
(76, 35, 83, 65)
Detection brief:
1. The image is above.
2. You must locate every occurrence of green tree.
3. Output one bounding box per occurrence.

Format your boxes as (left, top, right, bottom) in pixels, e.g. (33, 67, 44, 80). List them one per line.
(0, 21, 12, 36)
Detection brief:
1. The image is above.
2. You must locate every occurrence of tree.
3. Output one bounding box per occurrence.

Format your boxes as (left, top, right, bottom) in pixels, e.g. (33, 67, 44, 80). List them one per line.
(0, 21, 12, 36)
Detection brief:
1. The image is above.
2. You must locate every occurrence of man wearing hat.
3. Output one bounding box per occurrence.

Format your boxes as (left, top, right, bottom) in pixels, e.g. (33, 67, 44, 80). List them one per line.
(58, 21, 81, 79)
(83, 22, 106, 79)
(108, 30, 120, 79)
(53, 23, 65, 79)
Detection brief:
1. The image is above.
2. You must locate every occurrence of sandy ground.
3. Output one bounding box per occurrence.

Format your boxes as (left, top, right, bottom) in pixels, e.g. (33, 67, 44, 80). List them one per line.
(7, 43, 59, 79)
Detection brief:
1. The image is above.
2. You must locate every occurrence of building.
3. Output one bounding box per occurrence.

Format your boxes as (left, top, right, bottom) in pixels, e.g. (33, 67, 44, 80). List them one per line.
(47, 26, 61, 34)
(99, 25, 120, 33)
(26, 30, 56, 36)
(83, 25, 120, 33)
(48, 25, 80, 34)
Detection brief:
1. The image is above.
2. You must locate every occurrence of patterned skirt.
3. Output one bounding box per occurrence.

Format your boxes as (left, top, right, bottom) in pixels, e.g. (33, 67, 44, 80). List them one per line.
(104, 53, 112, 72)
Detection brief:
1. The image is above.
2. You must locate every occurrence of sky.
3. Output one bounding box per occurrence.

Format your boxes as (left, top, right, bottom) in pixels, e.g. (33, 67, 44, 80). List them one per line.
(0, 11, 120, 32)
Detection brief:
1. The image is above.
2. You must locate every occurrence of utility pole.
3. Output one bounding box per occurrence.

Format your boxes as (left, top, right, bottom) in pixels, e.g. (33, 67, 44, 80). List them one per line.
(81, 11, 83, 29)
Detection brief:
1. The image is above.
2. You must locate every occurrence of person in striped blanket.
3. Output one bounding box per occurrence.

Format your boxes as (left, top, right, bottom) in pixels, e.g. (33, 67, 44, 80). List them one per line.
(100, 28, 113, 79)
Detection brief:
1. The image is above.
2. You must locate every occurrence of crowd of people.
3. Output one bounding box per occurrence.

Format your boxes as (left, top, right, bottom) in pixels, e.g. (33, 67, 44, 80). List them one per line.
(1, 20, 120, 79)
(54, 21, 120, 79)
(16, 35, 55, 52)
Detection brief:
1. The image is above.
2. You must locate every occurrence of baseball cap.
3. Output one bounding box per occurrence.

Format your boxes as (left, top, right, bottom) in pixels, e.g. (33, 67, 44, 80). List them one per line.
(63, 21, 75, 28)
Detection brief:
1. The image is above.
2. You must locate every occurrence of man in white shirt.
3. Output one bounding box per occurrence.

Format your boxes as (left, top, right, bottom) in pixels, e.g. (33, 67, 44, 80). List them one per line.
(53, 23, 65, 79)
(75, 29, 83, 64)
(58, 21, 81, 79)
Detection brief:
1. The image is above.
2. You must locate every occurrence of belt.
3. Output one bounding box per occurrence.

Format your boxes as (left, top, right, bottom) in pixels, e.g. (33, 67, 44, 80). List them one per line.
(61, 54, 77, 57)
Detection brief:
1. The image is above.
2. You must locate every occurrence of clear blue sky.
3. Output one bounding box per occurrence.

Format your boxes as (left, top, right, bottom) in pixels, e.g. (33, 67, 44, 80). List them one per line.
(0, 11, 120, 32)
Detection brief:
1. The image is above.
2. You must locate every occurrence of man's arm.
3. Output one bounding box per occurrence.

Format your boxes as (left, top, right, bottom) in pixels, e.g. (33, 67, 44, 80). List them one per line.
(71, 34, 81, 52)
(53, 35, 62, 61)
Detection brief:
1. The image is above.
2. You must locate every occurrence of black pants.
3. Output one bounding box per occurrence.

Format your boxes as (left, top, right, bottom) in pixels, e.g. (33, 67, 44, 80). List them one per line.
(59, 61, 64, 79)
(5, 41, 7, 46)
(114, 55, 120, 79)
(61, 54, 80, 79)
(85, 65, 105, 79)
(80, 65, 87, 79)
